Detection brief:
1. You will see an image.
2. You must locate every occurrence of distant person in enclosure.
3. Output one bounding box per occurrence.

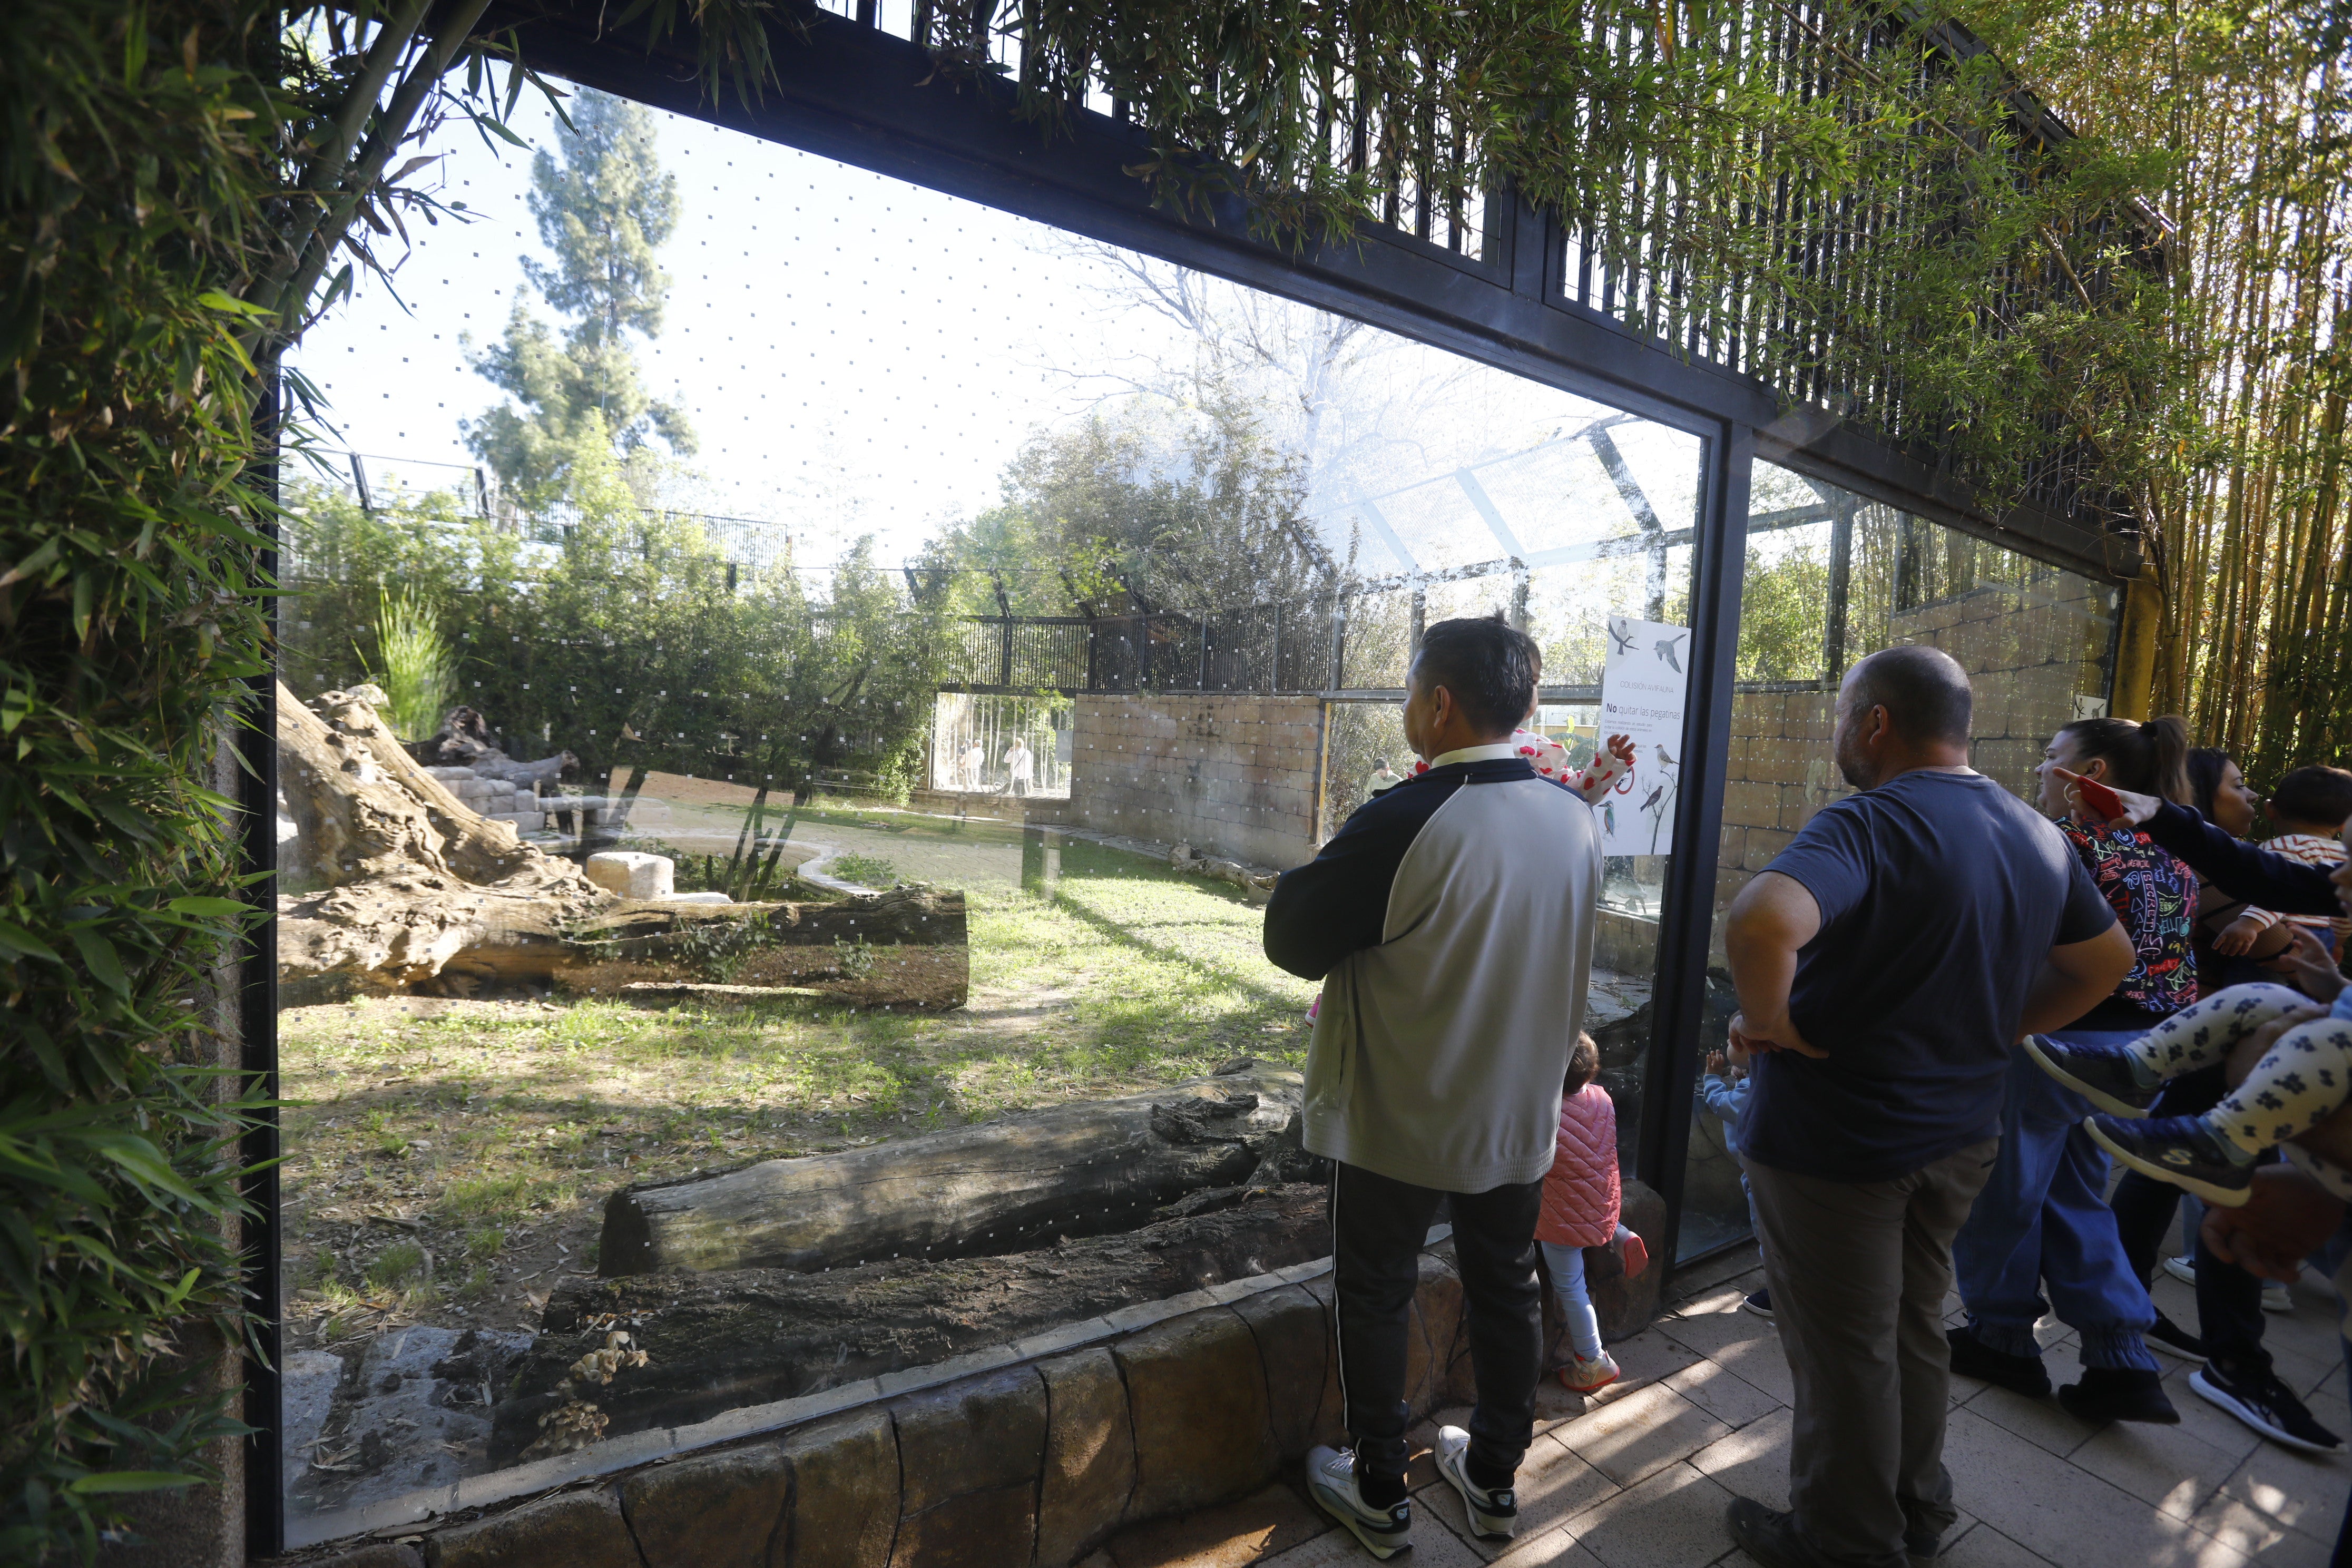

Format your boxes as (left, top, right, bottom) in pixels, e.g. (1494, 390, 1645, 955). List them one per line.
(1366, 756, 1405, 799)
(1002, 736, 1033, 797)
(1946, 716, 2198, 1428)
(1539, 1032, 1649, 1395)
(959, 738, 984, 791)
(1265, 612, 1604, 1557)
(1718, 644, 2132, 1568)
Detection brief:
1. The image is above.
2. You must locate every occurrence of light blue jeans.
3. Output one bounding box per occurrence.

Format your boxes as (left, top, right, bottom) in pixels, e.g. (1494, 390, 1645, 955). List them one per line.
(1540, 1241, 1605, 1359)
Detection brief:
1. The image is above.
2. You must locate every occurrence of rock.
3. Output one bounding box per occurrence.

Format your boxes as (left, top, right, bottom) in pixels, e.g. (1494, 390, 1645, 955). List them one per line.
(888, 1484, 1037, 1568)
(585, 850, 674, 899)
(1230, 1285, 1326, 1458)
(428, 1489, 640, 1568)
(659, 889, 733, 904)
(1114, 1307, 1279, 1519)
(307, 1547, 420, 1568)
(620, 1442, 790, 1568)
(280, 1348, 342, 1489)
(1300, 1275, 1348, 1449)
(1590, 1179, 1667, 1342)
(1035, 1349, 1137, 1566)
(779, 1408, 900, 1568)
(501, 1187, 1329, 1458)
(291, 1326, 531, 1524)
(1415, 1251, 1466, 1406)
(891, 1367, 1047, 1514)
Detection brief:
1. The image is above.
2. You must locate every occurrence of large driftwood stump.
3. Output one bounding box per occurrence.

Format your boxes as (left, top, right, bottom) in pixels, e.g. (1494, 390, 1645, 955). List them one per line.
(599, 1064, 1308, 1276)
(275, 682, 611, 988)
(494, 1182, 1329, 1461)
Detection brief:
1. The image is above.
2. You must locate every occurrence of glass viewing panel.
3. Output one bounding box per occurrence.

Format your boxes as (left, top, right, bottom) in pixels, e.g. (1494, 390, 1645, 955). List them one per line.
(271, 78, 1702, 1541)
(1673, 459, 2122, 1260)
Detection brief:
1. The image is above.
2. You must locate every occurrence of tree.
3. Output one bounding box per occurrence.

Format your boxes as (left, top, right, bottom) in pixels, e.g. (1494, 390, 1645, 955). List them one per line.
(465, 90, 695, 504)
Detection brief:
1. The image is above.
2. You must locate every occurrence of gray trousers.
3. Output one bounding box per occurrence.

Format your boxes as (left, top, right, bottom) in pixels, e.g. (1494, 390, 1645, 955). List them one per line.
(1743, 1139, 1999, 1568)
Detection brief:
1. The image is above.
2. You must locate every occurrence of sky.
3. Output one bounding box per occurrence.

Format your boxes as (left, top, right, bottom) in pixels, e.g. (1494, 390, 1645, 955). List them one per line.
(290, 79, 1706, 582)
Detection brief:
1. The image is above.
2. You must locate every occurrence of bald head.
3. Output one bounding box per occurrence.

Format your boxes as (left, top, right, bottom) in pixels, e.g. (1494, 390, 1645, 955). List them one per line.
(1833, 645, 1974, 789)
(1845, 645, 1972, 746)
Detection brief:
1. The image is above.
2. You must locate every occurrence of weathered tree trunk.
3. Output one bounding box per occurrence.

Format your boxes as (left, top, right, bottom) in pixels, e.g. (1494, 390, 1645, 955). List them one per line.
(275, 682, 612, 988)
(599, 1064, 1309, 1276)
(494, 1182, 1329, 1462)
(277, 684, 966, 994)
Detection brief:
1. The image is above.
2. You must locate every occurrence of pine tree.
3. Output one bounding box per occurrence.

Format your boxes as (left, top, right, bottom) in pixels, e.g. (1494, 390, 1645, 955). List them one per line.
(465, 90, 695, 502)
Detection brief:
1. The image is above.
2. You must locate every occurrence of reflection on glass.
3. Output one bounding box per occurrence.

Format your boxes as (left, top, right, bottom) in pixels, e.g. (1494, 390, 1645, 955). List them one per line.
(1675, 461, 2122, 1261)
(271, 77, 1710, 1540)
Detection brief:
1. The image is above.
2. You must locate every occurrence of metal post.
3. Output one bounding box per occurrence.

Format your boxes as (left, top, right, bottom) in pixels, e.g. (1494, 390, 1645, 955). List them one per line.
(1823, 503, 1854, 685)
(1636, 423, 1752, 1274)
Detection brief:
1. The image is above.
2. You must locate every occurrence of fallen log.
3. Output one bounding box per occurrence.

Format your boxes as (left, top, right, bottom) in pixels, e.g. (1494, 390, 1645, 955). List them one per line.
(274, 682, 965, 998)
(599, 1062, 1309, 1277)
(493, 1181, 1329, 1462)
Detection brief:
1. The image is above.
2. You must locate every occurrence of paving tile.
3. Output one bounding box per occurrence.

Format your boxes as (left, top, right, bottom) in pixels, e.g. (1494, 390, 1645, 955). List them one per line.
(1549, 1381, 1732, 1488)
(2068, 1410, 2243, 1520)
(1653, 1307, 1793, 1405)
(2210, 1436, 2350, 1545)
(2161, 1369, 2268, 1465)
(1593, 1329, 1701, 1394)
(1551, 1461, 1736, 1568)
(1939, 1521, 2057, 1568)
(2183, 1493, 2335, 1567)
(1484, 1525, 1605, 1566)
(1940, 1405, 2251, 1568)
(1412, 1434, 1616, 1561)
(1958, 1383, 2102, 1459)
(1685, 1406, 1792, 1512)
(1103, 1482, 1327, 1568)
(1662, 1358, 1782, 1429)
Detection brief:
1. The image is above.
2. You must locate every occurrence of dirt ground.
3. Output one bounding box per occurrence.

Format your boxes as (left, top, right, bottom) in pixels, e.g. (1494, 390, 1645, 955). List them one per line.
(276, 816, 1317, 1358)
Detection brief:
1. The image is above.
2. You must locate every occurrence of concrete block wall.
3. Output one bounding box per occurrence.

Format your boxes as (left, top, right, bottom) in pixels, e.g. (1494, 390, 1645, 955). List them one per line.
(1709, 577, 2112, 948)
(1066, 694, 1325, 871)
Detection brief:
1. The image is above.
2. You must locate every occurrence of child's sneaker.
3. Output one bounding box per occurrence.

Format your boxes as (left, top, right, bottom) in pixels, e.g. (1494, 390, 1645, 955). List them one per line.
(1741, 1288, 1773, 1320)
(2086, 1114, 2256, 1206)
(1432, 1426, 1519, 1540)
(1559, 1349, 1621, 1394)
(1304, 1445, 1413, 1559)
(2024, 1035, 2161, 1117)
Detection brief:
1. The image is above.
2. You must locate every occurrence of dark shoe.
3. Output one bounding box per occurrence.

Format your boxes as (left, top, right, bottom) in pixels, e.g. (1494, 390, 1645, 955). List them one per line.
(2191, 1366, 2345, 1454)
(1946, 1326, 2051, 1398)
(1727, 1497, 1830, 1568)
(1904, 1528, 1946, 1560)
(2024, 1034, 2160, 1116)
(2145, 1311, 2207, 1364)
(1742, 1288, 1774, 1320)
(2057, 1366, 2180, 1424)
(2086, 1114, 2256, 1206)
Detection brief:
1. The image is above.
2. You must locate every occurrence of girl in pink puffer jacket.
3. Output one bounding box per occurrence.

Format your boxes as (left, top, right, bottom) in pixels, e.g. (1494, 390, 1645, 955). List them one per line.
(1539, 1033, 1650, 1394)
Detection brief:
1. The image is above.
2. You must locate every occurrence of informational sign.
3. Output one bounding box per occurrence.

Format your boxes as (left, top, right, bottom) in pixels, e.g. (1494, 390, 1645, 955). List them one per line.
(1598, 615, 1691, 857)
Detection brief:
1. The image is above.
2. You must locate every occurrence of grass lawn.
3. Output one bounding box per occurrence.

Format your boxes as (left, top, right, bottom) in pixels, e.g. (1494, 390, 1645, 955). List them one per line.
(278, 830, 1317, 1353)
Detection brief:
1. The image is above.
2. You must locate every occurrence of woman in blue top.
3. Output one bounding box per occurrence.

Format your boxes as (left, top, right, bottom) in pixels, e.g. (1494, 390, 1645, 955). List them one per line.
(1947, 715, 2198, 1424)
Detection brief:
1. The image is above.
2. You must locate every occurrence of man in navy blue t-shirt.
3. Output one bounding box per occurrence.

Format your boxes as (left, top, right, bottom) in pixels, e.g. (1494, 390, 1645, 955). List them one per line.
(1719, 644, 2131, 1568)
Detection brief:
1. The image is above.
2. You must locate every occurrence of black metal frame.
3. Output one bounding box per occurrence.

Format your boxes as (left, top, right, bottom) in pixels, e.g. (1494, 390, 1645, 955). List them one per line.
(243, 8, 2137, 1552)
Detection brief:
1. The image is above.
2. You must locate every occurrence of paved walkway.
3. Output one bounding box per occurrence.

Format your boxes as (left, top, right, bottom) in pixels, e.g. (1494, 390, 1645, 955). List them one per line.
(1085, 1246, 2348, 1568)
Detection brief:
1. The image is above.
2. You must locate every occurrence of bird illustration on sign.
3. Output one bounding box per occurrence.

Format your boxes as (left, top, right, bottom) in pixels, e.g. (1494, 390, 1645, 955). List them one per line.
(1653, 631, 1687, 673)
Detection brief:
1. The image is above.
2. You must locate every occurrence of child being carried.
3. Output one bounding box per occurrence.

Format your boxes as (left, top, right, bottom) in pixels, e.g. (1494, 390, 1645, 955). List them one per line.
(2026, 808, 2352, 1204)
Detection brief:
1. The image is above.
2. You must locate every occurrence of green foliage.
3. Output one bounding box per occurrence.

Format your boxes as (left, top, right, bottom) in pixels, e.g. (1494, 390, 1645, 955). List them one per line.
(0, 0, 775, 1557)
(465, 90, 695, 503)
(365, 585, 457, 741)
(828, 854, 899, 890)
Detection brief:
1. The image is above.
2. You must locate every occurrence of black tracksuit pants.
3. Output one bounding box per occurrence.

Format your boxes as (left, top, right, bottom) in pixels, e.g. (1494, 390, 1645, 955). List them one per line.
(1329, 1161, 1545, 1494)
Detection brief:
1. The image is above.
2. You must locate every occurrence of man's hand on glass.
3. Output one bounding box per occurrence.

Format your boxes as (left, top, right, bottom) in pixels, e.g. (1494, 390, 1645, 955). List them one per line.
(1728, 1010, 1825, 1060)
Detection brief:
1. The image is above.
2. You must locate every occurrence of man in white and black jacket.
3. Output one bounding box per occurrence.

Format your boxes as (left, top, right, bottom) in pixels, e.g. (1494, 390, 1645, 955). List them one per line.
(1265, 614, 1602, 1557)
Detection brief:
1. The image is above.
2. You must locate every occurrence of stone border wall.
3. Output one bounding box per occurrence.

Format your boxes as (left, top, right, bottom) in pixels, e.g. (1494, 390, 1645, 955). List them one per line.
(1065, 695, 1325, 872)
(275, 1188, 1667, 1568)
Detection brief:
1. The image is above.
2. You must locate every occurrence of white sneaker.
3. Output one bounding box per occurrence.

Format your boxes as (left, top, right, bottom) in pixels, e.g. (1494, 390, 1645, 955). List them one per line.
(1433, 1426, 1518, 1540)
(2262, 1279, 2295, 1312)
(1305, 1444, 1413, 1560)
(2163, 1255, 2197, 1287)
